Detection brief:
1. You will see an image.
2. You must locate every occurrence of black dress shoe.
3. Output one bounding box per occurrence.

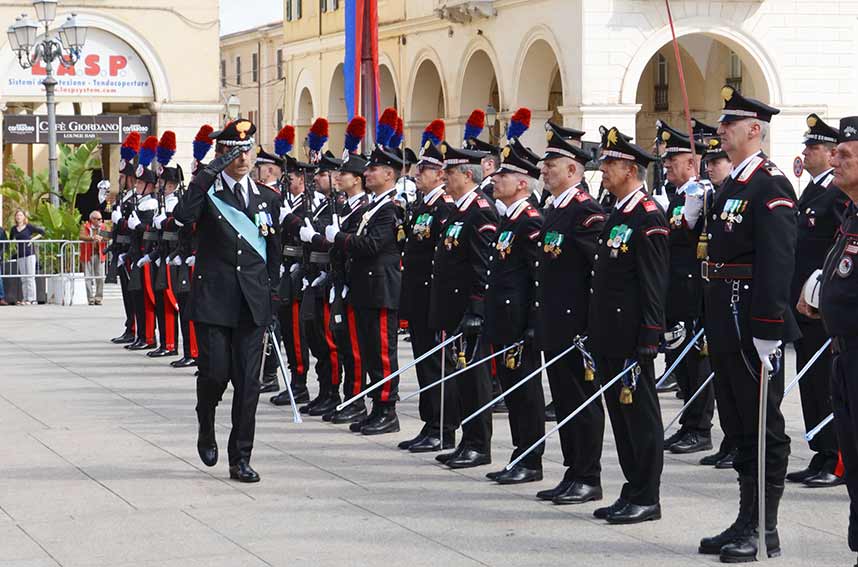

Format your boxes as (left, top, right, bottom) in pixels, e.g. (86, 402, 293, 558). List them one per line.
(786, 466, 817, 483)
(398, 433, 426, 450)
(148, 347, 178, 358)
(606, 502, 661, 524)
(553, 482, 603, 505)
(124, 339, 145, 350)
(196, 411, 217, 467)
(663, 428, 686, 451)
(537, 479, 574, 501)
(270, 386, 310, 406)
(699, 448, 729, 466)
(446, 449, 491, 469)
(309, 395, 341, 417)
(111, 331, 136, 344)
(436, 446, 464, 464)
(495, 465, 543, 485)
(803, 471, 845, 488)
(544, 401, 557, 422)
(361, 406, 400, 435)
(486, 468, 507, 481)
(656, 374, 678, 393)
(409, 435, 454, 453)
(229, 461, 260, 483)
(331, 403, 367, 424)
(128, 341, 157, 351)
(299, 393, 326, 415)
(170, 357, 197, 368)
(259, 382, 279, 394)
(669, 431, 713, 454)
(492, 398, 509, 414)
(593, 497, 628, 519)
(716, 449, 736, 469)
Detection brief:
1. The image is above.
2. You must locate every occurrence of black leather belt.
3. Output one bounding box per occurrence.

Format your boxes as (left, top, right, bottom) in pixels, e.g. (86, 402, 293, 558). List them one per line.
(701, 262, 753, 282)
(832, 336, 858, 354)
(142, 232, 158, 241)
(309, 252, 330, 264)
(283, 245, 302, 258)
(115, 235, 131, 244)
(161, 232, 179, 241)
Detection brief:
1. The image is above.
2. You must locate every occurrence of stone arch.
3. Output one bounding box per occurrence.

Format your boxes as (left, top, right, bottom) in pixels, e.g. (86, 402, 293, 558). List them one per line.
(379, 62, 398, 111)
(513, 34, 565, 153)
(327, 63, 346, 154)
(407, 53, 446, 147)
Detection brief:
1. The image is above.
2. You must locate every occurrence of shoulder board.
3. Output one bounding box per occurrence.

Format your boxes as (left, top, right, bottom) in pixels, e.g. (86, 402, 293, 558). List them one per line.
(644, 226, 669, 237)
(821, 173, 835, 188)
(477, 198, 490, 209)
(763, 161, 784, 177)
(575, 191, 590, 202)
(525, 207, 540, 218)
(766, 197, 795, 210)
(442, 194, 454, 203)
(643, 200, 658, 213)
(737, 156, 765, 183)
(622, 190, 646, 214)
(582, 213, 606, 227)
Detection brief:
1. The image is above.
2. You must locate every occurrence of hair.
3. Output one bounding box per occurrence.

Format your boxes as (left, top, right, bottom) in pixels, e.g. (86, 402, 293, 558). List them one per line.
(482, 155, 498, 168)
(89, 210, 102, 221)
(635, 163, 648, 181)
(523, 175, 539, 195)
(750, 119, 769, 143)
(458, 164, 484, 184)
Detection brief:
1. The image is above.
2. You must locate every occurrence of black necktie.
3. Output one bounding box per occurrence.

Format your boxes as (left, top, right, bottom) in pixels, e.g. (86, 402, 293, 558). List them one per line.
(234, 181, 245, 211)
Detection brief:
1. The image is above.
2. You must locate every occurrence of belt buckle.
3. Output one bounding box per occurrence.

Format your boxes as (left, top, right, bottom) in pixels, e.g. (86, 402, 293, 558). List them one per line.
(700, 261, 710, 282)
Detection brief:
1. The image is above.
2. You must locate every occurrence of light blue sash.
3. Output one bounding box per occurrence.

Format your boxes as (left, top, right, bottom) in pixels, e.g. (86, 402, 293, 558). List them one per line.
(207, 186, 267, 262)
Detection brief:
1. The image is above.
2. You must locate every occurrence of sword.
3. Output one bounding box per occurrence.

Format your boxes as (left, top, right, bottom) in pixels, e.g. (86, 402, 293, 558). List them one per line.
(439, 330, 447, 449)
(784, 338, 832, 396)
(460, 337, 586, 426)
(505, 360, 639, 472)
(336, 332, 463, 411)
(400, 342, 520, 402)
(757, 359, 772, 562)
(267, 322, 302, 424)
(805, 412, 834, 442)
(655, 327, 705, 388)
(663, 371, 715, 434)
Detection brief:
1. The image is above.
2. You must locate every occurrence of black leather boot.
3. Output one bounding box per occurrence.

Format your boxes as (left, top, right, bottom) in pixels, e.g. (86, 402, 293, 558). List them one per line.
(360, 404, 400, 435)
(196, 408, 218, 467)
(699, 476, 756, 554)
(719, 482, 783, 563)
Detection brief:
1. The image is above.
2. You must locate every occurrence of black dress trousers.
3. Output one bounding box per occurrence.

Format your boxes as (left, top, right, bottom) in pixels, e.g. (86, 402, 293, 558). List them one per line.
(354, 306, 399, 404)
(495, 345, 545, 469)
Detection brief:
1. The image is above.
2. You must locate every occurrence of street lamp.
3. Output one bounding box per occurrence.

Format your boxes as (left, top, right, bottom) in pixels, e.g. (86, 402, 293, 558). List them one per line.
(226, 94, 240, 122)
(6, 2, 88, 207)
(485, 104, 498, 145)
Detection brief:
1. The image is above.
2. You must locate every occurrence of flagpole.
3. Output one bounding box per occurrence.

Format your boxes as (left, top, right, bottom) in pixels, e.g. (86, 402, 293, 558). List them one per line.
(360, 0, 378, 147)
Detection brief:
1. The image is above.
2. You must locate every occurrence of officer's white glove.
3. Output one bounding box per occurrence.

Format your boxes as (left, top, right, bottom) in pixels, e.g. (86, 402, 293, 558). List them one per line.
(186, 255, 196, 267)
(301, 277, 309, 291)
(311, 271, 327, 288)
(136, 254, 150, 268)
(300, 218, 317, 243)
(280, 264, 286, 277)
(683, 182, 705, 229)
(753, 338, 782, 373)
(127, 211, 141, 230)
(341, 284, 349, 299)
(279, 203, 290, 224)
(290, 262, 300, 274)
(155, 257, 162, 267)
(118, 253, 127, 264)
(97, 180, 111, 204)
(153, 211, 167, 230)
(171, 256, 182, 266)
(325, 224, 340, 242)
(329, 287, 335, 304)
(111, 209, 122, 224)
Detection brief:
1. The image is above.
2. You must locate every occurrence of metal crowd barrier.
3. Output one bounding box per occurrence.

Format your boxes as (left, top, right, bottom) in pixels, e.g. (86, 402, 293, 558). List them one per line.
(0, 239, 108, 305)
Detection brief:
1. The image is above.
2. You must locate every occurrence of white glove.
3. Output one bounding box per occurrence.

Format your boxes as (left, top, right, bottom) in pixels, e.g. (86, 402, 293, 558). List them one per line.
(325, 224, 340, 242)
(311, 271, 327, 288)
(753, 338, 782, 373)
(136, 254, 150, 268)
(118, 253, 127, 264)
(111, 209, 122, 224)
(171, 256, 182, 266)
(329, 287, 335, 304)
(127, 211, 141, 230)
(280, 264, 286, 277)
(341, 284, 349, 299)
(153, 211, 167, 230)
(155, 257, 162, 267)
(97, 180, 111, 203)
(300, 218, 317, 243)
(186, 255, 196, 267)
(290, 262, 300, 274)
(301, 277, 309, 291)
(682, 182, 705, 229)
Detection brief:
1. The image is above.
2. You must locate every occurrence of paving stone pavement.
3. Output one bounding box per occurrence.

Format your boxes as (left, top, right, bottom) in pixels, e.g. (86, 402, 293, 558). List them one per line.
(0, 284, 853, 566)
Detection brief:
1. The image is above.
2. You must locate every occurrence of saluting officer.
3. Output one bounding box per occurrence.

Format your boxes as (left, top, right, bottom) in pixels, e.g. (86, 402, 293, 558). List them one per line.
(431, 144, 499, 469)
(173, 119, 282, 483)
(398, 140, 457, 452)
(482, 142, 545, 484)
(788, 114, 848, 488)
(534, 127, 606, 504)
(694, 87, 798, 562)
(590, 126, 668, 525)
(817, 116, 858, 565)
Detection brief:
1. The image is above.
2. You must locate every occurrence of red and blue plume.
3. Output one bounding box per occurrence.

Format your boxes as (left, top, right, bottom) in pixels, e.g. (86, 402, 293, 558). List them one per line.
(464, 109, 485, 141)
(506, 107, 531, 140)
(307, 118, 329, 153)
(388, 117, 404, 148)
(120, 131, 141, 162)
(421, 119, 445, 147)
(192, 125, 214, 162)
(138, 135, 158, 168)
(376, 107, 398, 147)
(344, 116, 366, 154)
(156, 131, 177, 167)
(274, 125, 295, 156)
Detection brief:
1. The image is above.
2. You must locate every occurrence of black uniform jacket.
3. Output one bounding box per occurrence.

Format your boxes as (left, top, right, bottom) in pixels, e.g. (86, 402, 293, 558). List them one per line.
(400, 186, 453, 322)
(484, 199, 543, 346)
(820, 202, 858, 338)
(791, 169, 848, 325)
(703, 152, 800, 352)
(589, 189, 670, 358)
(429, 188, 499, 332)
(332, 188, 401, 310)
(533, 185, 605, 351)
(173, 174, 282, 328)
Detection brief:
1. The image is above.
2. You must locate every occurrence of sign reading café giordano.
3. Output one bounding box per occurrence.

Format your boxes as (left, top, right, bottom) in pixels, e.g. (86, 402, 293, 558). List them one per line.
(3, 114, 153, 144)
(3, 28, 155, 100)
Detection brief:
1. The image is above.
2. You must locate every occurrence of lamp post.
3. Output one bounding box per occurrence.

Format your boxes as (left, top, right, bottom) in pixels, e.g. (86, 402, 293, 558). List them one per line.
(226, 94, 240, 123)
(7, 1, 88, 207)
(485, 104, 498, 145)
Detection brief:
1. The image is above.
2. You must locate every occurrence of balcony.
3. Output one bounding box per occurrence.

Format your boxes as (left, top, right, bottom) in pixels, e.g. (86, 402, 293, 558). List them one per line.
(435, 0, 496, 23)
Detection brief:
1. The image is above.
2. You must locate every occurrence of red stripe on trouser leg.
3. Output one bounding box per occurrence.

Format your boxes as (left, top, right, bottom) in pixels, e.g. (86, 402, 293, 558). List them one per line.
(323, 302, 340, 386)
(292, 302, 305, 375)
(379, 308, 392, 402)
(400, 319, 408, 330)
(836, 451, 845, 477)
(142, 264, 156, 344)
(347, 305, 362, 396)
(188, 320, 198, 358)
(163, 292, 176, 350)
(490, 344, 497, 377)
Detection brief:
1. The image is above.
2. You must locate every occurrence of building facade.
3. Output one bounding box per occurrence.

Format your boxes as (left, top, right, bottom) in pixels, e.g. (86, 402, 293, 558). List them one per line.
(267, 0, 858, 190)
